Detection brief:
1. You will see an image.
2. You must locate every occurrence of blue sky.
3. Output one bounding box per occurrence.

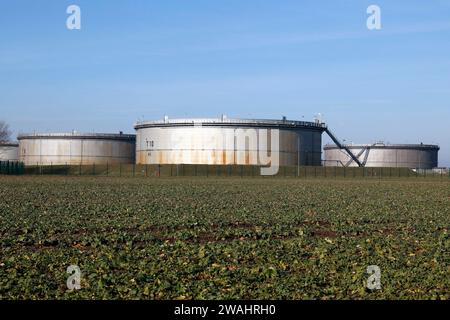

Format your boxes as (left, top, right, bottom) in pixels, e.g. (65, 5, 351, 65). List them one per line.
(1, 0, 449, 166)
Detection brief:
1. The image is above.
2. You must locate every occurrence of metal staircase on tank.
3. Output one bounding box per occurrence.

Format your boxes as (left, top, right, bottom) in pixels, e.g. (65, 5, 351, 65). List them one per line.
(343, 143, 377, 167)
(324, 127, 364, 167)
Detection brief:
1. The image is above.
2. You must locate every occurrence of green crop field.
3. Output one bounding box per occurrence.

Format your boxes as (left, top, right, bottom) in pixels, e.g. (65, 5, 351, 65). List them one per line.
(0, 176, 449, 299)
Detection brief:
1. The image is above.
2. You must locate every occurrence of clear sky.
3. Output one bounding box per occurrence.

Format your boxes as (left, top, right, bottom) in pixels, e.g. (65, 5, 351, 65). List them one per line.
(1, 0, 449, 166)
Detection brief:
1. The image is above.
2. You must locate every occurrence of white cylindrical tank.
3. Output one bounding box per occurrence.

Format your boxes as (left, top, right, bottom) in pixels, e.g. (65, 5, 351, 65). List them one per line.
(324, 143, 439, 168)
(134, 117, 326, 166)
(0, 143, 19, 161)
(18, 133, 136, 165)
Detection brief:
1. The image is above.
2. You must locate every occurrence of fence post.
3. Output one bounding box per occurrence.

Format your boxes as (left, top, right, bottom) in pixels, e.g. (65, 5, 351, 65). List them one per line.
(93, 163, 96, 175)
(119, 163, 122, 177)
(106, 162, 109, 176)
(133, 164, 135, 177)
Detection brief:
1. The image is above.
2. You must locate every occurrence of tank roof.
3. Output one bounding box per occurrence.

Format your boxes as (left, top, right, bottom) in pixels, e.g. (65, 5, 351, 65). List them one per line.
(0, 142, 19, 147)
(324, 143, 440, 150)
(134, 117, 327, 131)
(17, 132, 136, 141)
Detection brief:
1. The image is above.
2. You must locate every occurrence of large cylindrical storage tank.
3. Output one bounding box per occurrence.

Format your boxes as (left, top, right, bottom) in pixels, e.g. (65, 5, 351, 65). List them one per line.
(324, 143, 439, 168)
(0, 143, 19, 161)
(18, 133, 136, 165)
(135, 117, 326, 166)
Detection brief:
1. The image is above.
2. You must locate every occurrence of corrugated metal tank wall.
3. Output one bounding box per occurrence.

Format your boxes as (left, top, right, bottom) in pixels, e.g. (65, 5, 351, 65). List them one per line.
(324, 144, 439, 168)
(18, 134, 136, 165)
(0, 144, 19, 161)
(135, 118, 325, 166)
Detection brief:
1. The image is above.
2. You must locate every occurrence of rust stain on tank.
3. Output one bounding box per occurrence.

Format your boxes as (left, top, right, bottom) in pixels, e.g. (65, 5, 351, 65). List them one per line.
(138, 152, 145, 165)
(211, 149, 216, 164)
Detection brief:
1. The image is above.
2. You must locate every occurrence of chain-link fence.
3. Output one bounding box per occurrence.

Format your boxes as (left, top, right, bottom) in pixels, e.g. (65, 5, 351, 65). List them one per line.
(21, 163, 450, 179)
(0, 161, 25, 175)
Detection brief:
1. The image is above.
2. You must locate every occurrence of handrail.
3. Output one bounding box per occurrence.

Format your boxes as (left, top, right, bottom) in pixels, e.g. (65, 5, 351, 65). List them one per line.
(325, 128, 363, 167)
(18, 133, 136, 139)
(324, 143, 440, 150)
(135, 118, 328, 129)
